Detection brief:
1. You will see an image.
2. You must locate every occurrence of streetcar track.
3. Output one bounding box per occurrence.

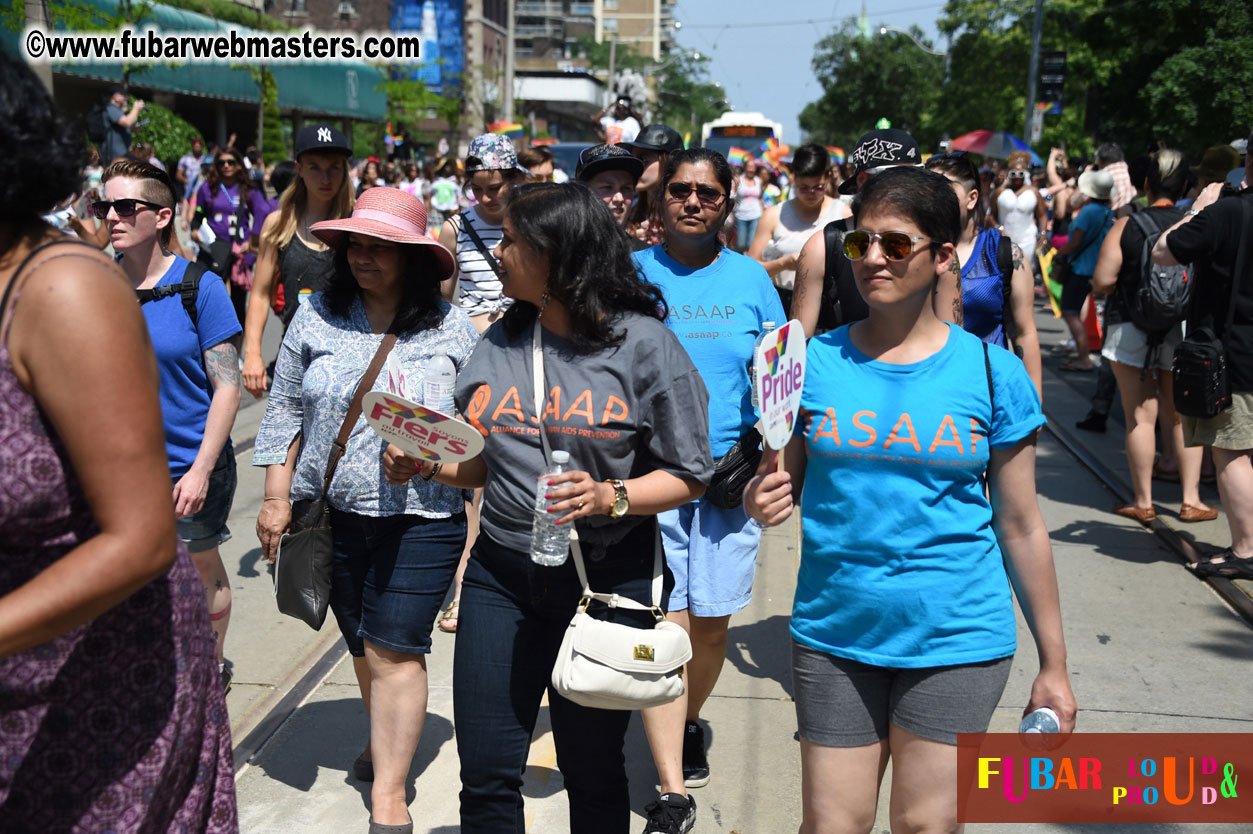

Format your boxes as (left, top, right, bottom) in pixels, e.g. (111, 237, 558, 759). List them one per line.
(1042, 414, 1253, 629)
(225, 388, 1252, 777)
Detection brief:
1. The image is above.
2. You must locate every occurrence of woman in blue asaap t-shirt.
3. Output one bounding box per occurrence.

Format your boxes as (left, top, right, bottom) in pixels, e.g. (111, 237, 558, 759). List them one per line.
(746, 166, 1075, 833)
(632, 147, 786, 830)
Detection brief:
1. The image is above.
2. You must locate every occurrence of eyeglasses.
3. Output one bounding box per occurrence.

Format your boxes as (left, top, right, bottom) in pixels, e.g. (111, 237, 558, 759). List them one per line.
(665, 181, 726, 207)
(216, 158, 239, 168)
(842, 229, 930, 261)
(92, 198, 165, 220)
(795, 183, 826, 195)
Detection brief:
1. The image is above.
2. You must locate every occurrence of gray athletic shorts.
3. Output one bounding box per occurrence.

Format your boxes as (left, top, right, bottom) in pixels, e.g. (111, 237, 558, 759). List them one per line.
(792, 640, 1013, 747)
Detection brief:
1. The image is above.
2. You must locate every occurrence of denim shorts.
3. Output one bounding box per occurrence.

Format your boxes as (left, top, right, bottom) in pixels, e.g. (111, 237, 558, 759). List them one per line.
(174, 445, 236, 554)
(329, 509, 466, 657)
(792, 641, 1013, 746)
(659, 500, 762, 617)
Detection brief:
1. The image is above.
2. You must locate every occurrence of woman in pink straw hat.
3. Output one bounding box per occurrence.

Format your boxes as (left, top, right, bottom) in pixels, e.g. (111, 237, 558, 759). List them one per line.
(252, 186, 479, 834)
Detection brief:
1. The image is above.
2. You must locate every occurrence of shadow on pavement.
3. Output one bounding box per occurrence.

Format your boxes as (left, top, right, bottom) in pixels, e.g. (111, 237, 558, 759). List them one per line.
(238, 545, 264, 579)
(1186, 628, 1253, 662)
(254, 696, 454, 807)
(726, 613, 794, 698)
(1049, 518, 1176, 564)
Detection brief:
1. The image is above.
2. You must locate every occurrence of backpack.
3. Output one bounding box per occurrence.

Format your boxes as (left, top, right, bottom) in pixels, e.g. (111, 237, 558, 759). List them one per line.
(821, 220, 866, 329)
(85, 102, 108, 144)
(1126, 211, 1194, 336)
(135, 261, 204, 329)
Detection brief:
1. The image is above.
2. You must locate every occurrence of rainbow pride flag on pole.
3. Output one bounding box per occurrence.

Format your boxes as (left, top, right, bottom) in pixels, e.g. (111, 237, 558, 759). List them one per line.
(487, 120, 525, 139)
(826, 145, 845, 165)
(727, 147, 753, 166)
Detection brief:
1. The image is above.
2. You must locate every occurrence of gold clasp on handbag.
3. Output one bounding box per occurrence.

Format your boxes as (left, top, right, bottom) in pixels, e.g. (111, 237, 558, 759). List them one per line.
(578, 596, 592, 613)
(650, 606, 666, 623)
(633, 644, 655, 661)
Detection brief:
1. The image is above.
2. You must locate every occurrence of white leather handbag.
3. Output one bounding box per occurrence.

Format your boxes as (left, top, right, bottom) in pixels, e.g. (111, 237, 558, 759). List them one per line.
(530, 321, 693, 710)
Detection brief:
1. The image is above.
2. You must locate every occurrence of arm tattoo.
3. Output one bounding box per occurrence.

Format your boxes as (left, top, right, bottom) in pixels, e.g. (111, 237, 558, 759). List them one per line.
(205, 340, 241, 390)
(1011, 243, 1025, 272)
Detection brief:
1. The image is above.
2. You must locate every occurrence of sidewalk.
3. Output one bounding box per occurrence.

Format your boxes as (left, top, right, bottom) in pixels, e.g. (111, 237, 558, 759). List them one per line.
(227, 301, 1253, 833)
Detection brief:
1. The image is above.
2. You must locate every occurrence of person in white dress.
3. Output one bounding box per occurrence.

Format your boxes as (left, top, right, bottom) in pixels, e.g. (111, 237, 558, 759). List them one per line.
(990, 151, 1048, 271)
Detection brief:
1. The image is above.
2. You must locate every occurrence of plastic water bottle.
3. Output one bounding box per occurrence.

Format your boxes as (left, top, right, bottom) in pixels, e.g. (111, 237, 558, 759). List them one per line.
(1019, 707, 1060, 734)
(530, 450, 571, 566)
(750, 321, 777, 412)
(423, 348, 456, 415)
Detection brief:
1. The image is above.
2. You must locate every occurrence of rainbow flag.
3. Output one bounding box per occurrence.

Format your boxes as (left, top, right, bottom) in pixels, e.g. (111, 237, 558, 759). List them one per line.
(487, 120, 525, 139)
(759, 137, 779, 154)
(727, 147, 753, 166)
(1039, 247, 1063, 317)
(826, 145, 845, 165)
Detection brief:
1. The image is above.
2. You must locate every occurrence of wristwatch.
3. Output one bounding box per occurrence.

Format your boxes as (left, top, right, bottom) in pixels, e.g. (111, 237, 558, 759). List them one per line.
(605, 479, 629, 519)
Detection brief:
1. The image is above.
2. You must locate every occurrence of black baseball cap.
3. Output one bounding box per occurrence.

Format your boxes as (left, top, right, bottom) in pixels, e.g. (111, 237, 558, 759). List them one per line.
(620, 124, 684, 155)
(575, 143, 644, 182)
(839, 128, 921, 194)
(293, 124, 352, 159)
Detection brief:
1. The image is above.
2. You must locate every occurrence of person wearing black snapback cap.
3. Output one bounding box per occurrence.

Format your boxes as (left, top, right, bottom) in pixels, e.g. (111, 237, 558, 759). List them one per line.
(576, 143, 647, 248)
(791, 128, 962, 338)
(622, 124, 685, 247)
(242, 124, 355, 396)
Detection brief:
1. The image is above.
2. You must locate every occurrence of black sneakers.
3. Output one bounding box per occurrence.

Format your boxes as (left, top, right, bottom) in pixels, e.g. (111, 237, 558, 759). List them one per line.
(682, 721, 710, 788)
(641, 793, 696, 834)
(1075, 410, 1108, 433)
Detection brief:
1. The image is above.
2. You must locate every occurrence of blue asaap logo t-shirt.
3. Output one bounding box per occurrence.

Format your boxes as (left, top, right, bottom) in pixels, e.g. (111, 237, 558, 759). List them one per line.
(633, 245, 786, 457)
(792, 323, 1045, 668)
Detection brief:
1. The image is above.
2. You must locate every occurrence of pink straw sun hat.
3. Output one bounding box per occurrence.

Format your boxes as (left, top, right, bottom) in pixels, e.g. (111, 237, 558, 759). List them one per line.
(310, 186, 455, 281)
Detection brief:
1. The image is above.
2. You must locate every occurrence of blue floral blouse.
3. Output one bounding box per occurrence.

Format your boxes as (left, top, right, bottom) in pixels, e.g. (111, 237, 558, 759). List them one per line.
(252, 292, 479, 517)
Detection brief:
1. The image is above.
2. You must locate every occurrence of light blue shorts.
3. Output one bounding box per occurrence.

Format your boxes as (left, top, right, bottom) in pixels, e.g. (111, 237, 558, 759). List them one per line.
(659, 500, 763, 617)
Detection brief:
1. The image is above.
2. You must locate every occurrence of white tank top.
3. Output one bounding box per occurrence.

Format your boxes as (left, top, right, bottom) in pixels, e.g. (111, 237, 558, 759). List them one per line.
(997, 186, 1038, 256)
(762, 199, 846, 290)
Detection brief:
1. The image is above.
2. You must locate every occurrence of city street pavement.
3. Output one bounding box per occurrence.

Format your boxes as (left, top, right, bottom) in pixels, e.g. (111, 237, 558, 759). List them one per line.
(220, 299, 1252, 833)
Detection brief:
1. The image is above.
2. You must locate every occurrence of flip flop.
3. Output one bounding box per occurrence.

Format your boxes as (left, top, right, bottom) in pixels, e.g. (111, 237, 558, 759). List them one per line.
(438, 599, 459, 633)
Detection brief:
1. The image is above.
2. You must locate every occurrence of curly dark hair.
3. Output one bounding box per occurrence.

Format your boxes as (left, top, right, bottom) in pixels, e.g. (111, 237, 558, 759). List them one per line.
(500, 182, 667, 352)
(323, 242, 449, 335)
(0, 51, 86, 239)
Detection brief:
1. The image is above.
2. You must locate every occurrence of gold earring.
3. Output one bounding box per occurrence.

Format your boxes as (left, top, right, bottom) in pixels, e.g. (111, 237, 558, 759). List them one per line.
(539, 288, 551, 316)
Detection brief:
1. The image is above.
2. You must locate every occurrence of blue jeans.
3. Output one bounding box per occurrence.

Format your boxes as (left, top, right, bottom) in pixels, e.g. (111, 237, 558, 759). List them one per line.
(454, 520, 671, 834)
(328, 509, 466, 657)
(734, 216, 759, 252)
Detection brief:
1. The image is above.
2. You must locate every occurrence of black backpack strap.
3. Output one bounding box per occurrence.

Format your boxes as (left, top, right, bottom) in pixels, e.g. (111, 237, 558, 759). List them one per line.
(135, 261, 204, 331)
(181, 260, 205, 329)
(461, 212, 502, 279)
(996, 234, 1018, 347)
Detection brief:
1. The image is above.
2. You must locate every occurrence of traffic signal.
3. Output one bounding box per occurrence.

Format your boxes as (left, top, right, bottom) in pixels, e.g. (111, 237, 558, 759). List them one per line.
(1040, 50, 1066, 113)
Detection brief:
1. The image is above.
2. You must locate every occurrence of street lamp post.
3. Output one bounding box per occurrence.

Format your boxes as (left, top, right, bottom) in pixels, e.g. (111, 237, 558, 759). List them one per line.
(879, 24, 949, 80)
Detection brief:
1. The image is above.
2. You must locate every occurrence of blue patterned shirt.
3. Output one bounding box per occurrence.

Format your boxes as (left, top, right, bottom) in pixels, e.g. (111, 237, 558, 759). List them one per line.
(252, 292, 479, 517)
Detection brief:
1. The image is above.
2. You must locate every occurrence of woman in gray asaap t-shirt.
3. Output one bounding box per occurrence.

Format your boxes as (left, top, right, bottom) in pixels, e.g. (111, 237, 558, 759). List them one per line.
(383, 182, 714, 833)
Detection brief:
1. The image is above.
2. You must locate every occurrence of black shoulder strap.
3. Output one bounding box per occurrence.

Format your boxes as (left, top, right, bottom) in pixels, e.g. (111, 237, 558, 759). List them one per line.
(461, 211, 502, 279)
(135, 260, 204, 330)
(997, 234, 1018, 346)
(983, 340, 995, 424)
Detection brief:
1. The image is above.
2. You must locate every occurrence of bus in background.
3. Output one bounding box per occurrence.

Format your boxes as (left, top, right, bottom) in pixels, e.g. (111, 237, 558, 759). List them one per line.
(699, 111, 784, 160)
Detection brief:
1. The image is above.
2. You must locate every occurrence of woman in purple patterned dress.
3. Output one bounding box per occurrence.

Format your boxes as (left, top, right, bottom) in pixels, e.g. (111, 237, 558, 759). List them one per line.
(0, 52, 238, 832)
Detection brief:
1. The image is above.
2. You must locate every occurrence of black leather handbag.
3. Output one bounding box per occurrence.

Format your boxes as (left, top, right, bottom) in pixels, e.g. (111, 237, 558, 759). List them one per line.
(273, 332, 397, 629)
(705, 427, 763, 510)
(1172, 200, 1248, 420)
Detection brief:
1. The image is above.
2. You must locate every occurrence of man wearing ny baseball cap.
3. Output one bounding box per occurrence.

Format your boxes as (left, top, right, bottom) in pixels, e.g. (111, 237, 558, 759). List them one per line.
(793, 127, 959, 336)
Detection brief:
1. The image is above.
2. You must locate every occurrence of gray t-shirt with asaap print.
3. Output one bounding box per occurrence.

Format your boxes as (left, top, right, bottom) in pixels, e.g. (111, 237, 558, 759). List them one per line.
(455, 311, 714, 556)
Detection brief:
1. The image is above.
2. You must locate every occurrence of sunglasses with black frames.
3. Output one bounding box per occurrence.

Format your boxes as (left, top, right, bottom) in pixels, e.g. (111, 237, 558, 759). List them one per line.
(665, 181, 726, 207)
(92, 198, 166, 220)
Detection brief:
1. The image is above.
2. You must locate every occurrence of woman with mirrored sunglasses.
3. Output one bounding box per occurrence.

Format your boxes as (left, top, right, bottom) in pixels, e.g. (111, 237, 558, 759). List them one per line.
(191, 144, 265, 326)
(746, 166, 1074, 834)
(631, 147, 786, 831)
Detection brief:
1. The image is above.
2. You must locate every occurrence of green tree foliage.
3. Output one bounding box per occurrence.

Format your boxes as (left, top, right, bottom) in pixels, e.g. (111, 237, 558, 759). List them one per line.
(802, 0, 1253, 160)
(799, 22, 943, 150)
(257, 68, 285, 164)
(131, 99, 199, 164)
(653, 51, 728, 143)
